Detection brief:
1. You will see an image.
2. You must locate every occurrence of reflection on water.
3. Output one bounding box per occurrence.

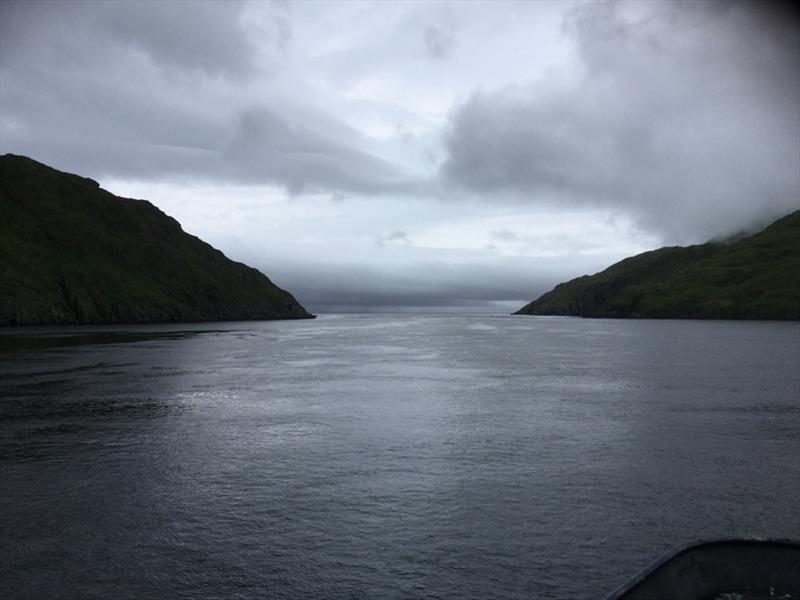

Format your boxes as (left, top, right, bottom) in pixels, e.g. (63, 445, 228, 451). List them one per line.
(0, 327, 231, 354)
(1, 315, 799, 599)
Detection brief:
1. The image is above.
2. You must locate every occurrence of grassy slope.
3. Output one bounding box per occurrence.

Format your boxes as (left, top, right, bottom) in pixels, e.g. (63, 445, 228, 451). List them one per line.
(0, 154, 314, 325)
(515, 210, 800, 320)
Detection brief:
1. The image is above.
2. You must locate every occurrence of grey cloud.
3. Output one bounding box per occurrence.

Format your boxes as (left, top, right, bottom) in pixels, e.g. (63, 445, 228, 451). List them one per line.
(376, 230, 412, 246)
(2, 104, 421, 196)
(441, 1, 800, 242)
(0, 0, 259, 78)
(0, 0, 259, 158)
(96, 1, 257, 78)
(387, 231, 410, 243)
(0, 1, 422, 196)
(422, 25, 454, 60)
(222, 108, 417, 195)
(490, 230, 518, 242)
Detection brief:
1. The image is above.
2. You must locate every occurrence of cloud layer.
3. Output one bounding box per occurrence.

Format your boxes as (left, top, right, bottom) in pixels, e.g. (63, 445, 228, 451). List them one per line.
(441, 1, 800, 241)
(0, 0, 418, 195)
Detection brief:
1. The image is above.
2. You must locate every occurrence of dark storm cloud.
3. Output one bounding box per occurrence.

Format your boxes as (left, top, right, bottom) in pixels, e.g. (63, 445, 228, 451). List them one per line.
(441, 1, 800, 242)
(0, 0, 416, 195)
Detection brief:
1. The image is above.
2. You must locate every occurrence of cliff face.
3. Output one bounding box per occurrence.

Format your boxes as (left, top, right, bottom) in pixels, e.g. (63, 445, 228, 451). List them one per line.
(515, 210, 800, 320)
(0, 154, 314, 325)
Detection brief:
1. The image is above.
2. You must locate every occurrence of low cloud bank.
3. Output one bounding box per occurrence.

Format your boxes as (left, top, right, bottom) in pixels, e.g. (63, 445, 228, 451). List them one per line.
(441, 1, 800, 242)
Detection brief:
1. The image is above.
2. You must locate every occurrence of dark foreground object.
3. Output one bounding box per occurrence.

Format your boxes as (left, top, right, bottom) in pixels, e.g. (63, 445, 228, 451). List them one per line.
(0, 154, 314, 324)
(515, 210, 800, 320)
(606, 539, 800, 600)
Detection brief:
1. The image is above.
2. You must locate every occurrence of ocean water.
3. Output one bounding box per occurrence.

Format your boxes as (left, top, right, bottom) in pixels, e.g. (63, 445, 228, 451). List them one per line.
(1, 314, 798, 599)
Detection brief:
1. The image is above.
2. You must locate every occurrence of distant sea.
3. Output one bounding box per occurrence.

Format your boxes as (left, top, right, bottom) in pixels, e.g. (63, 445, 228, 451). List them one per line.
(2, 314, 798, 599)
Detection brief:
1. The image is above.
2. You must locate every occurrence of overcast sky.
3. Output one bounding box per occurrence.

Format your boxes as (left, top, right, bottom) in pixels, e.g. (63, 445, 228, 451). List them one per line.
(1, 0, 798, 311)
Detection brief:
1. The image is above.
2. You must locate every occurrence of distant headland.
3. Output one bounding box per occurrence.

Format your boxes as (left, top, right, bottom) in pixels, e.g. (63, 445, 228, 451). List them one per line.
(515, 210, 800, 320)
(0, 154, 314, 325)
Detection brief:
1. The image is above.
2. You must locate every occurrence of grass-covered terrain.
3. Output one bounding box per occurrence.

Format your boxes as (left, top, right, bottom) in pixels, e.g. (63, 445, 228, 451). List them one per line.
(515, 210, 800, 320)
(0, 154, 314, 325)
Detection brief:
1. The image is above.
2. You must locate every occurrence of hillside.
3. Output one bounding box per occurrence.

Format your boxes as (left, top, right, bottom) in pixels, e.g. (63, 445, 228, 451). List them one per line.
(515, 211, 800, 320)
(0, 154, 314, 325)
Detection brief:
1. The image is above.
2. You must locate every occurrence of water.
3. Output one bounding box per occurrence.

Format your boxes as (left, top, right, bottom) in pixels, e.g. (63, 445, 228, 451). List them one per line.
(1, 314, 798, 599)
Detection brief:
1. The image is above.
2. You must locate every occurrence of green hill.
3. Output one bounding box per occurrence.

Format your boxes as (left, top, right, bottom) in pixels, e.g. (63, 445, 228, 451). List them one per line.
(515, 211, 800, 320)
(0, 154, 314, 325)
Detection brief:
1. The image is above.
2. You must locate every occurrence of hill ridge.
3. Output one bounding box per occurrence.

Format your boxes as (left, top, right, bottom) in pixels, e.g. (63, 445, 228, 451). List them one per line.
(0, 154, 314, 325)
(515, 210, 800, 320)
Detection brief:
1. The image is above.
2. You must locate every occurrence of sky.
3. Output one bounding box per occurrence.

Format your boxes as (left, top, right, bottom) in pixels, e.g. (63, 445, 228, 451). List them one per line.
(1, 0, 798, 312)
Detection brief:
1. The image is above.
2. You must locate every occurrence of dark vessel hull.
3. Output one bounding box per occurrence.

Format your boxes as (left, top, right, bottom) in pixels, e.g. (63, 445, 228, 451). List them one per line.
(605, 539, 800, 600)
